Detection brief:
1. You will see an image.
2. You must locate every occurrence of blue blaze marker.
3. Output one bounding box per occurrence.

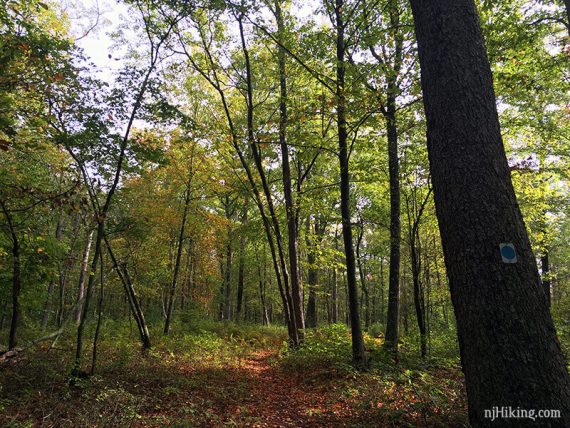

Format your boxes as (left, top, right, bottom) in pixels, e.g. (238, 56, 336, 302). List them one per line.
(500, 243, 517, 264)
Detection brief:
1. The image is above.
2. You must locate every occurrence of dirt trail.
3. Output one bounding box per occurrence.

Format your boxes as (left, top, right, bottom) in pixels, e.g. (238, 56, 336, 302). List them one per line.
(237, 350, 336, 427)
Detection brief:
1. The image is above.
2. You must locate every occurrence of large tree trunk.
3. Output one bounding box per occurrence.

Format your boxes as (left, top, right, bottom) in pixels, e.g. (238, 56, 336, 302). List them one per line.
(335, 0, 367, 370)
(410, 1, 570, 425)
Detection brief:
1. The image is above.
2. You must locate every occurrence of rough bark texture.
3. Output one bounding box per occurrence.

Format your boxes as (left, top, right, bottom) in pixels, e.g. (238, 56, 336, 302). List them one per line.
(410, 0, 570, 425)
(335, 0, 367, 370)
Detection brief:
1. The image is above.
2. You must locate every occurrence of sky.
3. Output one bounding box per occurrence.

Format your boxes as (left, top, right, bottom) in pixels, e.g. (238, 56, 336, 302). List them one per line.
(63, 0, 128, 78)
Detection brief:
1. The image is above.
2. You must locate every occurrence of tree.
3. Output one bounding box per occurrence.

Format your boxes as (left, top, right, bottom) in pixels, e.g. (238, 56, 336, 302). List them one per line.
(332, 0, 367, 369)
(409, 0, 570, 424)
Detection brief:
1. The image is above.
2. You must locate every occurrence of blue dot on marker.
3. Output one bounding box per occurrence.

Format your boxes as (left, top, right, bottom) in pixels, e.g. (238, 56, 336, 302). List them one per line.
(501, 245, 516, 259)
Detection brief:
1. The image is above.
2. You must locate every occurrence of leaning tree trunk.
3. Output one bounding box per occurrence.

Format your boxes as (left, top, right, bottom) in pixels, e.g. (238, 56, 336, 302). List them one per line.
(409, 0, 570, 425)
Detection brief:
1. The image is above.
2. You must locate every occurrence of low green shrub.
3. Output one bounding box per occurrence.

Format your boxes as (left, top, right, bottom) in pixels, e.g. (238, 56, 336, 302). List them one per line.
(280, 323, 354, 373)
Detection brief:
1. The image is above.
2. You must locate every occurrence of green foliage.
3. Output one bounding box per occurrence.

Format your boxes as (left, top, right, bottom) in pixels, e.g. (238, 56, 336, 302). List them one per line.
(280, 324, 354, 373)
(367, 322, 384, 338)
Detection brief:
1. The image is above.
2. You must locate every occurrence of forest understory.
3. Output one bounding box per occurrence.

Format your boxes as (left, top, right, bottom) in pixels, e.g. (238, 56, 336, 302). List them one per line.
(0, 322, 469, 427)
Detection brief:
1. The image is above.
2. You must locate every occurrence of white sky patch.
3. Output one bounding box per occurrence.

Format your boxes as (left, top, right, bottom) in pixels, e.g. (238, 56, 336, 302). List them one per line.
(61, 0, 129, 80)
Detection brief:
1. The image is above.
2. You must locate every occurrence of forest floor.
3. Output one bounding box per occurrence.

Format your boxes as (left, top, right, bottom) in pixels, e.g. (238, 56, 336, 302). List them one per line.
(0, 322, 469, 427)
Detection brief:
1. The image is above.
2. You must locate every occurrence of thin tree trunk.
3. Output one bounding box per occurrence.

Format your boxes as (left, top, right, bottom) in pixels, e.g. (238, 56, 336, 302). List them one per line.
(75, 230, 94, 324)
(91, 250, 104, 375)
(223, 237, 232, 320)
(1, 201, 21, 351)
(305, 217, 318, 328)
(104, 236, 151, 349)
(331, 266, 338, 323)
(410, 0, 570, 424)
(42, 216, 63, 329)
(384, 91, 401, 352)
(335, 0, 367, 370)
(8, 237, 20, 351)
(184, 22, 296, 343)
(0, 299, 7, 330)
(356, 223, 370, 329)
(236, 202, 248, 320)
(165, 156, 194, 334)
(275, 0, 305, 339)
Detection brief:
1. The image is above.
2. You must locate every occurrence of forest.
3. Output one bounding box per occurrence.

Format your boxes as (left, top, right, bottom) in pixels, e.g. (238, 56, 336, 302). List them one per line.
(1, 0, 569, 426)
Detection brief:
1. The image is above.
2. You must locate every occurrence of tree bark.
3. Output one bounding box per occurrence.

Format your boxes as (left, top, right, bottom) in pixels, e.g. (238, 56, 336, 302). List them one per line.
(1, 200, 21, 351)
(237, 15, 299, 344)
(275, 0, 305, 338)
(164, 155, 194, 334)
(236, 202, 248, 320)
(331, 266, 338, 323)
(410, 0, 570, 424)
(100, 234, 150, 351)
(384, 94, 401, 351)
(356, 223, 370, 329)
(305, 218, 318, 328)
(335, 0, 367, 370)
(223, 237, 233, 320)
(75, 229, 94, 324)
